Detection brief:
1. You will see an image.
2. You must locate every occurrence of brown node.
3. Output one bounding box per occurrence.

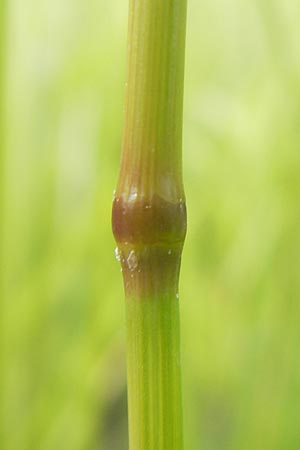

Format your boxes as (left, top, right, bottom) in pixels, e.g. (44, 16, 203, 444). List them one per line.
(112, 194, 187, 246)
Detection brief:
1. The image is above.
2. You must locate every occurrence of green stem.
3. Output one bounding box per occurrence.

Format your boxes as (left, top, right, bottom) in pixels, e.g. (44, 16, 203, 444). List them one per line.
(112, 0, 187, 449)
(117, 0, 187, 201)
(126, 293, 183, 450)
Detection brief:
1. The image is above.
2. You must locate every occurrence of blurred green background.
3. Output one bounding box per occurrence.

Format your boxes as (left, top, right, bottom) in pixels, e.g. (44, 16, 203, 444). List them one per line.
(1, 1, 300, 449)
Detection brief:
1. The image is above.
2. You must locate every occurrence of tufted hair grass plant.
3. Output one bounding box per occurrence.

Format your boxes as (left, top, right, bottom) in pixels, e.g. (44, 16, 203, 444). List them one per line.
(112, 0, 188, 449)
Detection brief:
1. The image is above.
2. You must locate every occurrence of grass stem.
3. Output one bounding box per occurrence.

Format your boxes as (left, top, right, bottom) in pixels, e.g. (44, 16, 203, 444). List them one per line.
(112, 0, 187, 448)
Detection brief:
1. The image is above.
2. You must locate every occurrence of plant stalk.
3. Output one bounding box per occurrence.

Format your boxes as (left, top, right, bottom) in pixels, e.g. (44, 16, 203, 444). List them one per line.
(112, 0, 187, 449)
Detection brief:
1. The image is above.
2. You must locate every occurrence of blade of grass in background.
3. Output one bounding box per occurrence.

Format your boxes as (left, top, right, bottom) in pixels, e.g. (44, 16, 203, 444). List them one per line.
(0, 3, 5, 245)
(0, 0, 7, 444)
(0, 1, 6, 246)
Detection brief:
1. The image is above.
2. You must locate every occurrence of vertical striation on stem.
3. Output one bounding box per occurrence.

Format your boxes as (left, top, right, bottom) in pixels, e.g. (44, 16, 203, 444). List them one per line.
(112, 0, 187, 449)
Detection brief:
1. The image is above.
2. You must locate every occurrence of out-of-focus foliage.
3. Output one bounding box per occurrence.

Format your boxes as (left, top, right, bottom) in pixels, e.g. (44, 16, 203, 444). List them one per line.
(1, 1, 300, 449)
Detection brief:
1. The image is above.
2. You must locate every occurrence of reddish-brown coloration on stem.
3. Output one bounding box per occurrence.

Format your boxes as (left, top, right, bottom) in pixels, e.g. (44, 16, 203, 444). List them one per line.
(112, 194, 187, 298)
(112, 194, 187, 245)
